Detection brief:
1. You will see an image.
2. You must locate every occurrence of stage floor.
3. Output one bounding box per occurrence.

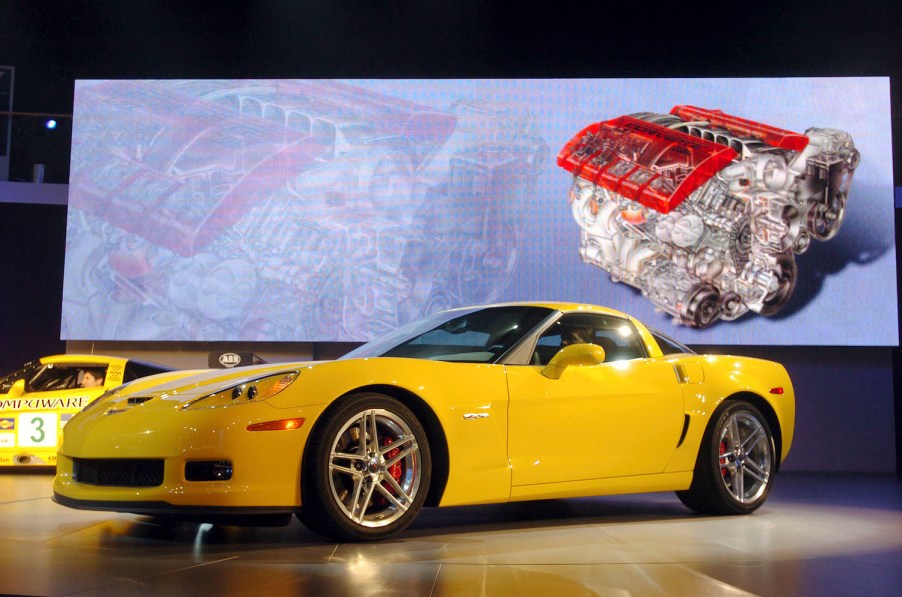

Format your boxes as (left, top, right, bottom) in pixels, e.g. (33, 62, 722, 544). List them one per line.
(0, 472, 899, 596)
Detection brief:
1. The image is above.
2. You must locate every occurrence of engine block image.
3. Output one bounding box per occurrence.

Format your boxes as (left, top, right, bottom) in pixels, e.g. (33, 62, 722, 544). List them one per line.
(64, 80, 548, 342)
(558, 106, 859, 328)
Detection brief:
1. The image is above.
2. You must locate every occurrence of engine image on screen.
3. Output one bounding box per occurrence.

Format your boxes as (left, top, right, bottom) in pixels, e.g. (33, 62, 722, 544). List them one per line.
(558, 106, 859, 328)
(62, 78, 896, 345)
(64, 80, 547, 341)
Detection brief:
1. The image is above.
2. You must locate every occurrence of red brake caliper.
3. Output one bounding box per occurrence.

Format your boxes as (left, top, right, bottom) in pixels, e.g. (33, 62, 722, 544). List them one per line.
(384, 437, 402, 485)
(720, 439, 730, 481)
(374, 437, 402, 504)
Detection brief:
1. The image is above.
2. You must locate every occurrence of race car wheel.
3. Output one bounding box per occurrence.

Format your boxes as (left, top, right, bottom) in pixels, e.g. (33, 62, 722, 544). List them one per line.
(300, 393, 431, 541)
(677, 401, 776, 515)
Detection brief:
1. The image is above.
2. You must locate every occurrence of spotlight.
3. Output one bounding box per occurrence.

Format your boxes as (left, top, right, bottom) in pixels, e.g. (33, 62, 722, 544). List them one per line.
(45, 119, 57, 130)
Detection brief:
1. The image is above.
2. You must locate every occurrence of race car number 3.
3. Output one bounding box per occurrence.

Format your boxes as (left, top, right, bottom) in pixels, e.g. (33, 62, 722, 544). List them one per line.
(17, 413, 58, 447)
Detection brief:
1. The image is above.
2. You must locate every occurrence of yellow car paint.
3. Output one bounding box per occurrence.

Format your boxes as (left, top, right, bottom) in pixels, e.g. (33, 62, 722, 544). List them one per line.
(52, 302, 795, 526)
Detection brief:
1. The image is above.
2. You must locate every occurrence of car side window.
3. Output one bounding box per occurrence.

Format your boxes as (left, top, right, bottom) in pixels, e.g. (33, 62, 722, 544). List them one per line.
(28, 365, 80, 392)
(532, 313, 646, 366)
(650, 330, 695, 356)
(25, 365, 109, 392)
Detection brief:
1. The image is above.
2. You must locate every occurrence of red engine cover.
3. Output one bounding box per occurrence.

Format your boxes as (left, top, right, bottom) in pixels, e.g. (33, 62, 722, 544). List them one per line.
(558, 116, 739, 214)
(670, 105, 809, 152)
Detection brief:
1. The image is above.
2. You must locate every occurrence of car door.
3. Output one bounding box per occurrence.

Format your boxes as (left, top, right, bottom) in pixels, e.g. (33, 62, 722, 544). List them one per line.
(506, 313, 685, 487)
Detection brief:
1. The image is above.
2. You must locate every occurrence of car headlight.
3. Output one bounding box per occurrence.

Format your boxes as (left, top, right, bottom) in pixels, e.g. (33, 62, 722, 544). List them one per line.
(181, 371, 300, 411)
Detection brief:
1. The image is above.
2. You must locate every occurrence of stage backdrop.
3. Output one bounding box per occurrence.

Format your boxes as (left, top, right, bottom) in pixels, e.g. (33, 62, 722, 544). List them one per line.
(62, 77, 896, 345)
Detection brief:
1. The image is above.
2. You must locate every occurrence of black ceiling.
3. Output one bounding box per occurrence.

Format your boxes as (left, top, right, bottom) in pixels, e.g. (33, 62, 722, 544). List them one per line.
(2, 0, 900, 182)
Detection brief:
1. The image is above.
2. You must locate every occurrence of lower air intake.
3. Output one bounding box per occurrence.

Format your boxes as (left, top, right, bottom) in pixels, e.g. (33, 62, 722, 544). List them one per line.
(73, 458, 164, 487)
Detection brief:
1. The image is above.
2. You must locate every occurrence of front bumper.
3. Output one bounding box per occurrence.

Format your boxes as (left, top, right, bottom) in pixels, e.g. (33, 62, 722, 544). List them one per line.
(52, 401, 328, 511)
(52, 490, 297, 518)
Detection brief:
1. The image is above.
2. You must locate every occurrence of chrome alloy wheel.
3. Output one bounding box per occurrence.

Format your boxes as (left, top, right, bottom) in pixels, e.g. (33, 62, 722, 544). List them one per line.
(717, 410, 772, 504)
(328, 408, 423, 528)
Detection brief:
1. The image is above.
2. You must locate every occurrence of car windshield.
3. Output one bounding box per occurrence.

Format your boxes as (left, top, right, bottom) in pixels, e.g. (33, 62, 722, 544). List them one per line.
(342, 305, 554, 363)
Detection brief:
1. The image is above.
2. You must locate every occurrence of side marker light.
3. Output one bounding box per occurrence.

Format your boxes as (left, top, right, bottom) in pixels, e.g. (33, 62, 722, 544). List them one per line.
(246, 418, 305, 431)
(769, 387, 784, 395)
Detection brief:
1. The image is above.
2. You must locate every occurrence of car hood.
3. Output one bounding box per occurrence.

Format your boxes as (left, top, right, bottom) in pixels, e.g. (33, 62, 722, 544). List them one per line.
(97, 362, 320, 409)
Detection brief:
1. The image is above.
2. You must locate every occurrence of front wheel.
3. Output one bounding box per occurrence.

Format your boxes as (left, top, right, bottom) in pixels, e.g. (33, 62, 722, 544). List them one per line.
(300, 393, 431, 541)
(677, 401, 776, 515)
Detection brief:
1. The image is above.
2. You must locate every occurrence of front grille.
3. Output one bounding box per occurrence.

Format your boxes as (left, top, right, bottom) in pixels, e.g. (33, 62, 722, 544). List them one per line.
(73, 458, 164, 487)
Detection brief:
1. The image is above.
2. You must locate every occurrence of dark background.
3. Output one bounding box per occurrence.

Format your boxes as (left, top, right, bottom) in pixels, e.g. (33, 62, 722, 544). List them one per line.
(2, 1, 901, 184)
(1, 1, 900, 470)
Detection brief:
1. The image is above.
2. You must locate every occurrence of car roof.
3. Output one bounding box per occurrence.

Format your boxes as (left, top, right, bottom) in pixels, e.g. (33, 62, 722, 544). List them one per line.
(37, 354, 127, 366)
(35, 355, 173, 371)
(475, 301, 630, 318)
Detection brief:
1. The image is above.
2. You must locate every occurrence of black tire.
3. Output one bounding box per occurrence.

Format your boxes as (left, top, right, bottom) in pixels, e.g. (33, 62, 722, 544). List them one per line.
(299, 393, 431, 541)
(677, 401, 776, 515)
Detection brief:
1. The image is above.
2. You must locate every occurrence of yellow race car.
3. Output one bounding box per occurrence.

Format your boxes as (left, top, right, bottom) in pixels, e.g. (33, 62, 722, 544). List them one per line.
(1, 355, 173, 467)
(53, 302, 794, 541)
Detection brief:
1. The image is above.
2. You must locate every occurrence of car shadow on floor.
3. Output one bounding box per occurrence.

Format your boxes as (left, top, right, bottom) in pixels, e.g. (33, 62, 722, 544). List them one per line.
(95, 493, 700, 551)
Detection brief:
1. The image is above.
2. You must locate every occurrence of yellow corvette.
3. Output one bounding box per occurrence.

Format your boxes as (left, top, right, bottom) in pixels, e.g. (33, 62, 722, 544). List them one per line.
(1, 355, 172, 467)
(53, 302, 794, 541)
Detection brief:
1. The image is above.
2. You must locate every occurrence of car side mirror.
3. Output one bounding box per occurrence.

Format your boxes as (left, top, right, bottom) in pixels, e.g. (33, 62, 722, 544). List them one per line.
(7, 379, 26, 398)
(541, 343, 606, 380)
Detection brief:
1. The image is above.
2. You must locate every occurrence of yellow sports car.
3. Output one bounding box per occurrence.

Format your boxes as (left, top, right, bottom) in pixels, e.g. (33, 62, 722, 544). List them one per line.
(1, 355, 173, 467)
(53, 302, 794, 541)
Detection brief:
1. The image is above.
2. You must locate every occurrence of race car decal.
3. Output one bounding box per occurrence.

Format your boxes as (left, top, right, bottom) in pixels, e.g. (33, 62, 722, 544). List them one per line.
(0, 396, 93, 411)
(17, 413, 58, 448)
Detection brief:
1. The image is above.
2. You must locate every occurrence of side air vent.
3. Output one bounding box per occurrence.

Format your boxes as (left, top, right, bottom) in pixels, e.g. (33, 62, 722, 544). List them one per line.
(676, 414, 691, 448)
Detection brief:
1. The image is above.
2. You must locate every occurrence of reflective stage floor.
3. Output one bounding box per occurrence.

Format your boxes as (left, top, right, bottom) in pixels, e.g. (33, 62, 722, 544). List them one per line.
(0, 472, 899, 596)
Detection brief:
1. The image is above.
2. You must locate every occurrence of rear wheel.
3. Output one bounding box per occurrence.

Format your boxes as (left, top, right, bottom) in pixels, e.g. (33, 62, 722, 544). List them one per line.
(677, 401, 776, 515)
(300, 393, 431, 541)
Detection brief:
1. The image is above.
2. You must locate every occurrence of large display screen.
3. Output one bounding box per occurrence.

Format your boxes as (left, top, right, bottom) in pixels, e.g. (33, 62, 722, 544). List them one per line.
(62, 77, 897, 345)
